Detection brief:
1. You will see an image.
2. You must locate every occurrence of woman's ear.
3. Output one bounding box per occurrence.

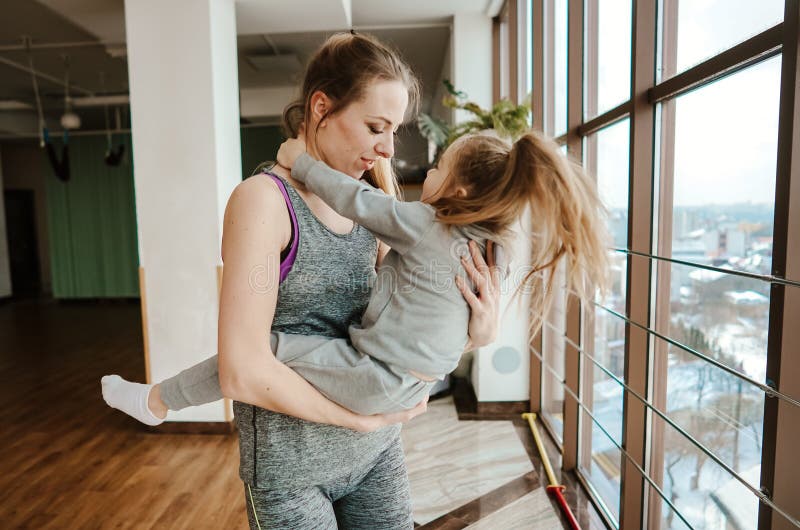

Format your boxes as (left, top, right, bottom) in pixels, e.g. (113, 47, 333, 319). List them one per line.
(310, 91, 332, 127)
(454, 186, 469, 199)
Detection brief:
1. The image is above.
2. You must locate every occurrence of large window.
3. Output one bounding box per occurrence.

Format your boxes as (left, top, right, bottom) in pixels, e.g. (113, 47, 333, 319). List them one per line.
(662, 0, 784, 80)
(499, 5, 511, 101)
(648, 52, 781, 530)
(541, 267, 566, 441)
(520, 0, 800, 528)
(579, 118, 630, 524)
(546, 0, 568, 136)
(525, 0, 533, 104)
(584, 0, 632, 120)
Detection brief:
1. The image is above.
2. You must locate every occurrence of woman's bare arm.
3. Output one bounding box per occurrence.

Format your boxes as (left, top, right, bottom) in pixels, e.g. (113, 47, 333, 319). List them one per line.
(217, 177, 424, 432)
(376, 239, 391, 268)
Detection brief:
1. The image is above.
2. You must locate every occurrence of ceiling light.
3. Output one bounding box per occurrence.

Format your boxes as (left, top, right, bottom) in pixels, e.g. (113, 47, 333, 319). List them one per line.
(60, 110, 81, 129)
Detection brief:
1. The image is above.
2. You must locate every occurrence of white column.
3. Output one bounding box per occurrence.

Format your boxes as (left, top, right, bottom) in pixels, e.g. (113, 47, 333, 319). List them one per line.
(451, 13, 493, 124)
(0, 148, 11, 298)
(452, 13, 532, 401)
(471, 209, 532, 402)
(125, 0, 241, 422)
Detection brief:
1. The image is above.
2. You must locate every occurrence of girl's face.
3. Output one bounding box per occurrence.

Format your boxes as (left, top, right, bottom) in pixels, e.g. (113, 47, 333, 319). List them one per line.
(310, 79, 408, 179)
(421, 144, 457, 203)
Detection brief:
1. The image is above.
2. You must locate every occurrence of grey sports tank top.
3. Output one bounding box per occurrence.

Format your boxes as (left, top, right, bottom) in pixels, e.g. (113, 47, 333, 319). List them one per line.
(234, 174, 402, 489)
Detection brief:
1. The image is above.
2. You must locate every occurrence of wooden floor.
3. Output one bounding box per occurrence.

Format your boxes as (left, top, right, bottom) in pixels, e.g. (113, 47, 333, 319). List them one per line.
(0, 298, 247, 529)
(0, 297, 607, 529)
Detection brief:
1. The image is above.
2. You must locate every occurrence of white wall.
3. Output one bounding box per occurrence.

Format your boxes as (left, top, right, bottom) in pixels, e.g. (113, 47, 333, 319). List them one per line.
(451, 13, 493, 124)
(240, 86, 298, 120)
(209, 0, 245, 246)
(432, 30, 453, 125)
(449, 12, 532, 401)
(472, 209, 533, 402)
(0, 148, 11, 298)
(125, 0, 241, 422)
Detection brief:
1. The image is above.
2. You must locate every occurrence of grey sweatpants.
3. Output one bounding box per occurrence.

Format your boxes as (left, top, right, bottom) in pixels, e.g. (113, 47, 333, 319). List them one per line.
(160, 332, 435, 416)
(244, 436, 413, 529)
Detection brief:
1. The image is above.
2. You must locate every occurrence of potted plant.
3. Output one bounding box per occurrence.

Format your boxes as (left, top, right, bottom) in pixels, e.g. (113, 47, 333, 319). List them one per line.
(417, 80, 532, 162)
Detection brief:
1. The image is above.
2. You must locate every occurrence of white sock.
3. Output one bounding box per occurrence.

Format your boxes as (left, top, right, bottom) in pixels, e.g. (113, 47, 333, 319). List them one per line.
(101, 375, 165, 426)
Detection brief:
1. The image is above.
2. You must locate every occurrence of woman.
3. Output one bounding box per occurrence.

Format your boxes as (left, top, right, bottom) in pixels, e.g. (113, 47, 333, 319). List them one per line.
(220, 32, 501, 529)
(106, 32, 500, 529)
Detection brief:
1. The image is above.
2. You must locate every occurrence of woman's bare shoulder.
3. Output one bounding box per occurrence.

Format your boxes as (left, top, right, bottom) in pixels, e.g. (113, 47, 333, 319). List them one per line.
(225, 173, 291, 221)
(222, 174, 291, 260)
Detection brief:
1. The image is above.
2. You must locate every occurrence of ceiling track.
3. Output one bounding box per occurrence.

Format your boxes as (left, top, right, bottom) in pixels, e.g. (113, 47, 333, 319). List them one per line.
(0, 55, 95, 97)
(0, 40, 124, 53)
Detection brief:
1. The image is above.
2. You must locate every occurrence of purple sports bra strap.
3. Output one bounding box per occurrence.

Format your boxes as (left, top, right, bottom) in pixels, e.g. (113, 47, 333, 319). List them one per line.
(265, 172, 299, 283)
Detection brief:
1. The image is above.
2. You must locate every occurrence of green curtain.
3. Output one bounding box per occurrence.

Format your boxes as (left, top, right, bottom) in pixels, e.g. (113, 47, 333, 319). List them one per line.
(240, 125, 285, 179)
(44, 133, 140, 299)
(42, 125, 282, 299)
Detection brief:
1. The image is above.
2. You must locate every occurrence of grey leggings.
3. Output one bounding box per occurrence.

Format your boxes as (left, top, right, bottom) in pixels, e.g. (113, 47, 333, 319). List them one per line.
(160, 350, 416, 529)
(244, 437, 413, 529)
(159, 355, 223, 410)
(160, 332, 434, 415)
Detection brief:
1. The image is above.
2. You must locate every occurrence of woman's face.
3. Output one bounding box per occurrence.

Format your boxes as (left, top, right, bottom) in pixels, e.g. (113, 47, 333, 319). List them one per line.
(310, 79, 409, 179)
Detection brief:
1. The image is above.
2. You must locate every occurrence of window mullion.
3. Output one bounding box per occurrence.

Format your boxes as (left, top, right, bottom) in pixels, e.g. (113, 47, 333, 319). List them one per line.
(759, 1, 800, 529)
(530, 0, 545, 414)
(620, 1, 657, 528)
(562, 0, 584, 472)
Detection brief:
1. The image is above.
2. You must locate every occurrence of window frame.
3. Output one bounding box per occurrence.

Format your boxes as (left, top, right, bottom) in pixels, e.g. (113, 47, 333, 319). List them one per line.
(509, 0, 800, 528)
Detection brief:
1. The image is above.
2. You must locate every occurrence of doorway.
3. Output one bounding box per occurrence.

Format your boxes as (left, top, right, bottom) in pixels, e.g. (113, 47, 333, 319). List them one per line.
(4, 190, 41, 298)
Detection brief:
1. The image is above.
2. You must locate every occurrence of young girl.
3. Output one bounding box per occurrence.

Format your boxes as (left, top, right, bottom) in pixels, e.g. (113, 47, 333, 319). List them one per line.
(103, 129, 608, 420)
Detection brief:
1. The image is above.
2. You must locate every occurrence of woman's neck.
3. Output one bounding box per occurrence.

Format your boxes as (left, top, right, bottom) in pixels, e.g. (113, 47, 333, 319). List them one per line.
(272, 161, 355, 234)
(271, 163, 306, 191)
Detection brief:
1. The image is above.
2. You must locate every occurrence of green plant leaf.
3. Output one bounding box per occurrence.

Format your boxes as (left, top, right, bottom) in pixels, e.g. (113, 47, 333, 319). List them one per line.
(436, 84, 534, 145)
(462, 102, 489, 120)
(443, 79, 467, 99)
(417, 113, 450, 148)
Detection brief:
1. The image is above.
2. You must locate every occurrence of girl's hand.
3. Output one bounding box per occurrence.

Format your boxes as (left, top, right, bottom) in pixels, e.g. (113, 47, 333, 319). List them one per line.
(276, 137, 307, 170)
(455, 240, 501, 350)
(355, 396, 429, 432)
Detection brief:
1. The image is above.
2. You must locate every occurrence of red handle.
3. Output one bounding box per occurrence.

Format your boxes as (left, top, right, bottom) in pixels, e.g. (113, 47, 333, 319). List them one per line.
(546, 485, 581, 530)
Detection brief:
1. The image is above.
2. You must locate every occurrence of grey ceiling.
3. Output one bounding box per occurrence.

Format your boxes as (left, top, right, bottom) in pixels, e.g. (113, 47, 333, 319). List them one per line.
(0, 0, 451, 134)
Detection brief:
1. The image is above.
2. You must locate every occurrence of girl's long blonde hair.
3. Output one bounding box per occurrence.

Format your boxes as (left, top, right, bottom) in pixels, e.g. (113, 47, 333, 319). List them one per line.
(432, 131, 610, 333)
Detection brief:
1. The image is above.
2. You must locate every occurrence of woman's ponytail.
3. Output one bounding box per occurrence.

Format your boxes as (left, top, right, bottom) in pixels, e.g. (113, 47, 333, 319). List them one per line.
(281, 99, 304, 139)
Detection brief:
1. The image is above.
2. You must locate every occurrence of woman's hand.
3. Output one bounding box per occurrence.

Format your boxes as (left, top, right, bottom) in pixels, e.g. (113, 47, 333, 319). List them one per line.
(455, 240, 502, 350)
(355, 396, 429, 433)
(276, 137, 307, 170)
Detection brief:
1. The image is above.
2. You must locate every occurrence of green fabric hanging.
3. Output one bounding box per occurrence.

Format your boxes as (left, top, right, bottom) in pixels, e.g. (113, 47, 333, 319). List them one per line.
(44, 134, 140, 299)
(43, 125, 283, 299)
(240, 126, 285, 179)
